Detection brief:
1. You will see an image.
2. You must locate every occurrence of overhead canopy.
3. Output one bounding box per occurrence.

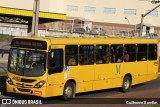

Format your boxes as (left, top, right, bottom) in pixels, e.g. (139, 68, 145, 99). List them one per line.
(0, 6, 66, 24)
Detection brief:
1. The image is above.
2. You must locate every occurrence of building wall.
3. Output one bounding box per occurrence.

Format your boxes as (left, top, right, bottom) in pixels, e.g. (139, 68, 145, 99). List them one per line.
(0, 0, 50, 11)
(63, 0, 160, 26)
(0, 0, 160, 28)
(48, 0, 64, 13)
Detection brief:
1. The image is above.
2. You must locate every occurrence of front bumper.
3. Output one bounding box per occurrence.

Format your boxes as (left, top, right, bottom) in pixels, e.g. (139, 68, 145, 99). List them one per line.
(6, 82, 47, 98)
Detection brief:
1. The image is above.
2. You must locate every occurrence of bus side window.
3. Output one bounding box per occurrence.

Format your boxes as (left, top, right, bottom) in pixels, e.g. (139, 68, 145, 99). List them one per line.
(96, 45, 110, 64)
(110, 44, 123, 63)
(48, 49, 63, 74)
(124, 44, 136, 62)
(148, 44, 157, 60)
(79, 45, 94, 65)
(65, 45, 78, 66)
(137, 44, 147, 61)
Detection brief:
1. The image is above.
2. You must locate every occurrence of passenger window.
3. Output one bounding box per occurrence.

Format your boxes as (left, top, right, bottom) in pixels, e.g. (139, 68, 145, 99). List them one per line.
(110, 44, 123, 63)
(124, 44, 136, 62)
(65, 45, 78, 66)
(137, 44, 147, 61)
(48, 49, 63, 74)
(96, 45, 110, 64)
(148, 44, 157, 60)
(79, 45, 94, 65)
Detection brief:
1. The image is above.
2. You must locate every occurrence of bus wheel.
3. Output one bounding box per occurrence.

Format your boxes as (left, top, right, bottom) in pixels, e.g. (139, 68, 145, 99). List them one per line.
(120, 76, 131, 92)
(62, 82, 75, 100)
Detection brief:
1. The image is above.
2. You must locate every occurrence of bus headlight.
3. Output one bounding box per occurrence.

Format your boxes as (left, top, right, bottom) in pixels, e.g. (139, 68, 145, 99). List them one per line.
(7, 77, 14, 85)
(34, 80, 45, 88)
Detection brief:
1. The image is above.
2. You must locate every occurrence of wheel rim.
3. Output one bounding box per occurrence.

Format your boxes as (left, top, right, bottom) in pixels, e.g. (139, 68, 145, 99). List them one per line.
(64, 86, 73, 98)
(124, 79, 130, 89)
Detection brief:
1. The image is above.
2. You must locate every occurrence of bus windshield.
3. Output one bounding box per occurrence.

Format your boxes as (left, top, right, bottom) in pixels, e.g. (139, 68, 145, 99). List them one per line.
(8, 49, 46, 76)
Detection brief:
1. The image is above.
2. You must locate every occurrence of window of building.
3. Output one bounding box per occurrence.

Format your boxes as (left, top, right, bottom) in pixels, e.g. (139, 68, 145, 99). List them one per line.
(137, 44, 147, 61)
(67, 5, 78, 11)
(124, 9, 136, 15)
(104, 8, 116, 14)
(84, 6, 96, 13)
(110, 44, 123, 63)
(96, 45, 110, 64)
(79, 45, 94, 65)
(145, 10, 158, 16)
(148, 44, 157, 60)
(124, 44, 136, 62)
(65, 45, 78, 66)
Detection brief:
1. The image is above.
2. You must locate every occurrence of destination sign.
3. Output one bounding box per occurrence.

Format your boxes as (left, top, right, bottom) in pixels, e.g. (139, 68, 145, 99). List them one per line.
(11, 39, 47, 50)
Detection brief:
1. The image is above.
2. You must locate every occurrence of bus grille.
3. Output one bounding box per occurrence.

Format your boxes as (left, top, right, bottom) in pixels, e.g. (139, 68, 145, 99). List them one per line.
(17, 88, 30, 92)
(16, 83, 33, 88)
(20, 78, 36, 83)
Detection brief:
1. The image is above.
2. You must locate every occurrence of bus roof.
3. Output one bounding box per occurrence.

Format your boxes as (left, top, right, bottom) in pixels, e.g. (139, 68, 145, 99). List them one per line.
(13, 36, 158, 45)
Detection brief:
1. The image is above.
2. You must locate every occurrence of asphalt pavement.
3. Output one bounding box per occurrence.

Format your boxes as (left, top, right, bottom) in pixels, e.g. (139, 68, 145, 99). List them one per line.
(0, 42, 10, 73)
(0, 75, 160, 107)
(0, 54, 8, 73)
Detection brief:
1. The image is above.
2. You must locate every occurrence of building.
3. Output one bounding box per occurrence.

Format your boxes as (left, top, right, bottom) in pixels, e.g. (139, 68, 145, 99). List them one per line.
(0, 0, 160, 36)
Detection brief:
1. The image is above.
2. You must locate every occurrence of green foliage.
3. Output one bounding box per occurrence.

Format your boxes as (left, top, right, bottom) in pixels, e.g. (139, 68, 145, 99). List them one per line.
(0, 34, 13, 42)
(0, 72, 6, 76)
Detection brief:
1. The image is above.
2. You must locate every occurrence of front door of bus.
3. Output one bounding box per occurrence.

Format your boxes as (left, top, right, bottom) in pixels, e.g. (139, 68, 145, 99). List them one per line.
(46, 47, 65, 97)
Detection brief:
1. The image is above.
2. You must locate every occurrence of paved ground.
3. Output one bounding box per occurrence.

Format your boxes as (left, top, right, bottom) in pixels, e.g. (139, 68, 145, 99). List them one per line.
(0, 42, 9, 73)
(0, 54, 8, 73)
(0, 75, 159, 107)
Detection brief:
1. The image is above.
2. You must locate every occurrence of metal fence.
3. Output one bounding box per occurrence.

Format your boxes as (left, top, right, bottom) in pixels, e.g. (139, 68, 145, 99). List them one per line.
(46, 22, 140, 37)
(0, 22, 159, 38)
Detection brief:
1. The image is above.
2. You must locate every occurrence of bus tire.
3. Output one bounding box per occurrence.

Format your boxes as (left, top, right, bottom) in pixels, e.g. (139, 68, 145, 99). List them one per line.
(120, 76, 131, 92)
(61, 82, 75, 100)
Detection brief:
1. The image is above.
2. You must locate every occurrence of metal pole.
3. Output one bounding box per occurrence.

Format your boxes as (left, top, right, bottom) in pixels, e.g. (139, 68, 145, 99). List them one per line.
(35, 0, 40, 36)
(139, 14, 144, 37)
(71, 19, 74, 33)
(31, 0, 36, 36)
(139, 4, 160, 37)
(143, 4, 160, 17)
(125, 17, 130, 25)
(31, 0, 40, 37)
(125, 17, 130, 36)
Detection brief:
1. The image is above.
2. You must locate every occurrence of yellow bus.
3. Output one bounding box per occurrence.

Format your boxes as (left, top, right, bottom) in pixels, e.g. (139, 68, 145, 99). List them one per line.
(5, 36, 159, 100)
